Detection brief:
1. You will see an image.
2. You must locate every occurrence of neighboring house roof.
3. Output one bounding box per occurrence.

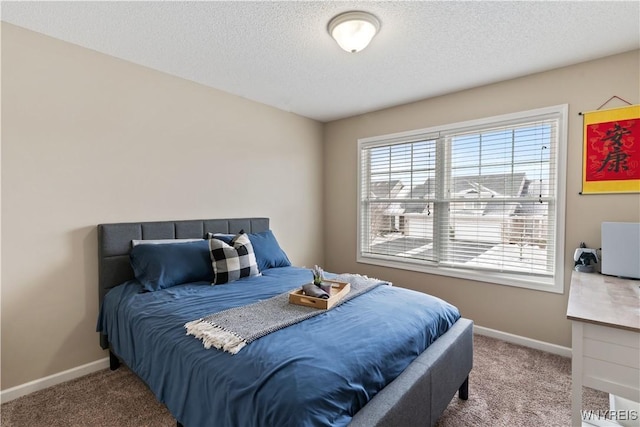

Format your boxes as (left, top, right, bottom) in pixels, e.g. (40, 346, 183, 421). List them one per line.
(371, 180, 406, 217)
(375, 173, 536, 216)
(401, 180, 433, 214)
(370, 180, 404, 199)
(449, 173, 526, 197)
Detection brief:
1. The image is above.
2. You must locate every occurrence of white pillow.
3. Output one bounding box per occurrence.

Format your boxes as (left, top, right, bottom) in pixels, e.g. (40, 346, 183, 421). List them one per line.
(131, 238, 203, 247)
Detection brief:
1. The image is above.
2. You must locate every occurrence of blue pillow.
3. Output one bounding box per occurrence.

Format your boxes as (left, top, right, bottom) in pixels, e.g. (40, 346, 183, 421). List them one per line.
(207, 230, 291, 271)
(130, 240, 213, 291)
(248, 230, 291, 271)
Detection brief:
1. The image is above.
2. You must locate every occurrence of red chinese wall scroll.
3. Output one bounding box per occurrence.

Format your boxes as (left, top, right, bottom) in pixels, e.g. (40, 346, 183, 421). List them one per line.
(582, 104, 640, 194)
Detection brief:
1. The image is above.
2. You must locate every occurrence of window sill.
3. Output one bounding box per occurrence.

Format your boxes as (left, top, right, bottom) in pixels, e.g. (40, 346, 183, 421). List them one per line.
(357, 254, 564, 294)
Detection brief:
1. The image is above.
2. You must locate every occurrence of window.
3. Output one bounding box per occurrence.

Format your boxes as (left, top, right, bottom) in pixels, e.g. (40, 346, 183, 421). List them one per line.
(358, 105, 567, 293)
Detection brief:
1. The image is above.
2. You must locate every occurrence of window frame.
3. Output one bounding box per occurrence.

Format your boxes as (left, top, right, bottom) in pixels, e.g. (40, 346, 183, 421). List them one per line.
(357, 105, 568, 293)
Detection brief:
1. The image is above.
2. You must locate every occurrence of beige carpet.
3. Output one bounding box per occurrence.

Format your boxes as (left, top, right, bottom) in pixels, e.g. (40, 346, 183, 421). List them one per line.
(435, 335, 609, 427)
(1, 334, 609, 427)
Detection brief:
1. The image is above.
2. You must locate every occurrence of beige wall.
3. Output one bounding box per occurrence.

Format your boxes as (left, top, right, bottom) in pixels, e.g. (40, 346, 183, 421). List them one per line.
(1, 24, 324, 389)
(323, 50, 640, 348)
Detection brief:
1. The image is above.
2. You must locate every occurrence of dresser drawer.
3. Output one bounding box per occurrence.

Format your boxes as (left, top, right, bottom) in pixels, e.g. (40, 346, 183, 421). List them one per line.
(581, 323, 640, 402)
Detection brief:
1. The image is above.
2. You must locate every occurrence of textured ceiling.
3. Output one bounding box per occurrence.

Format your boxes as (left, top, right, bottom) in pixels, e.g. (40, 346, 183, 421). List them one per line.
(2, 1, 639, 122)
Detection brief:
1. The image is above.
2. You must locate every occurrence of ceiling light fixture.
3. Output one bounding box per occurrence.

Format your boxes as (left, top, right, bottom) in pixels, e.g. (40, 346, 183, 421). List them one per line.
(328, 11, 380, 53)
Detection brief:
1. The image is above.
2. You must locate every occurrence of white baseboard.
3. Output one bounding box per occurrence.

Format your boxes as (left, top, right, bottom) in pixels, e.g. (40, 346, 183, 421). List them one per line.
(1, 357, 109, 404)
(474, 325, 572, 358)
(0, 327, 571, 404)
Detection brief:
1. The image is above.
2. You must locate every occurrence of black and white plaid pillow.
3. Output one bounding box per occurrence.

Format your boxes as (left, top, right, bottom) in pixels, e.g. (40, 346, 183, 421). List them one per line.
(209, 232, 260, 285)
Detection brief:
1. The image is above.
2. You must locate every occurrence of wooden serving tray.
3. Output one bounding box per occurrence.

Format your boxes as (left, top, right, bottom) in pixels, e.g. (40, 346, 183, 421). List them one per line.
(288, 280, 351, 310)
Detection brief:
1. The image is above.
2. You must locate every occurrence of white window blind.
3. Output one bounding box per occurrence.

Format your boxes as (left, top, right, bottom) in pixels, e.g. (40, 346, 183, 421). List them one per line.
(358, 105, 567, 292)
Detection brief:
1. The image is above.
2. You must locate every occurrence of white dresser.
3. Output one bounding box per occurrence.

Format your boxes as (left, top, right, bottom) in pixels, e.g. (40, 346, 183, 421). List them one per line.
(567, 272, 640, 426)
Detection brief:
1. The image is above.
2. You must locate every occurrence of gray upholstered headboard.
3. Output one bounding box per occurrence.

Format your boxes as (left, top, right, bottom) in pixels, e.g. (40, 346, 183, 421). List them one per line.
(97, 217, 269, 348)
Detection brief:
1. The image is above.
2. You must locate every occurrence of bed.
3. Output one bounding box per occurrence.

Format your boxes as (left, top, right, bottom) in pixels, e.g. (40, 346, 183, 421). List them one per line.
(97, 217, 473, 427)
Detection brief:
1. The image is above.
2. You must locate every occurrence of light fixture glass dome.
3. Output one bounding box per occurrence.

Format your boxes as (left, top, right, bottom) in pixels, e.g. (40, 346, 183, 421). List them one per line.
(328, 11, 380, 53)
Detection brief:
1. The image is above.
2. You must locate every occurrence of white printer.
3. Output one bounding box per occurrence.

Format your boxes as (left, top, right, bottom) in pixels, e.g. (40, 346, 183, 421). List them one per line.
(601, 222, 640, 279)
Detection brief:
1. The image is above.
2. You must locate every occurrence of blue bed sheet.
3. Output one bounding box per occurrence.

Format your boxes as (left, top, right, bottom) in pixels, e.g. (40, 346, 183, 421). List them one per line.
(97, 267, 460, 427)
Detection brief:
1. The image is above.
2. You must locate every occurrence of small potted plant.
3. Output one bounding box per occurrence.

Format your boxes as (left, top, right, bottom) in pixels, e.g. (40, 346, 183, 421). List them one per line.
(312, 265, 332, 293)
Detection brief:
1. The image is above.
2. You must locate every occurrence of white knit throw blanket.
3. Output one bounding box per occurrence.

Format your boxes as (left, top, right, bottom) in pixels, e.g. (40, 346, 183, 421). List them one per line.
(185, 274, 389, 354)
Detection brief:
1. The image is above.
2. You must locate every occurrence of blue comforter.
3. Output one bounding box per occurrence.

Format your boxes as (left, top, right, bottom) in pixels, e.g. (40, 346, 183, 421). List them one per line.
(97, 267, 460, 427)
